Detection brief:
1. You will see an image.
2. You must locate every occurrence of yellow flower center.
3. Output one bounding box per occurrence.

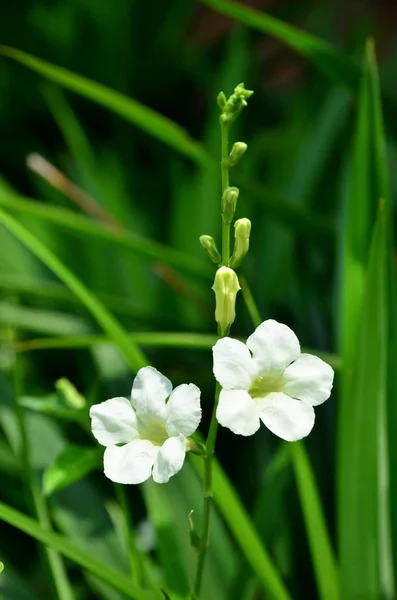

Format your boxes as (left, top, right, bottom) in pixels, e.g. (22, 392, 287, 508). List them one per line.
(249, 373, 284, 399)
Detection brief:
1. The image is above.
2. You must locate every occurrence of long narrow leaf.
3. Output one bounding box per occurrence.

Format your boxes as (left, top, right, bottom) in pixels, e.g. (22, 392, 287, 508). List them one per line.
(0, 207, 147, 372)
(0, 501, 160, 600)
(290, 442, 339, 600)
(0, 46, 210, 166)
(190, 455, 291, 600)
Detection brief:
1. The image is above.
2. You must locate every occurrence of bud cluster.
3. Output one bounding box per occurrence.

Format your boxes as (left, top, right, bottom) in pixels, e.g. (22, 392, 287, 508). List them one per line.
(200, 83, 254, 335)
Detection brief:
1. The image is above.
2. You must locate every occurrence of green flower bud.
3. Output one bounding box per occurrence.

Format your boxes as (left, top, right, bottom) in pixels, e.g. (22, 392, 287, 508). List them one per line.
(55, 378, 86, 409)
(220, 83, 254, 124)
(229, 218, 251, 269)
(199, 235, 221, 264)
(188, 510, 201, 549)
(212, 266, 240, 336)
(222, 186, 239, 223)
(228, 142, 248, 167)
(217, 91, 227, 109)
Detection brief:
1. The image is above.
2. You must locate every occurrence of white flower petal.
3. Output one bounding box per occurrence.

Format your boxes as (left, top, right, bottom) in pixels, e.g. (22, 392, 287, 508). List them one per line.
(213, 337, 257, 390)
(131, 366, 171, 422)
(165, 383, 201, 437)
(246, 319, 300, 373)
(259, 392, 315, 441)
(90, 397, 139, 447)
(216, 389, 260, 436)
(103, 439, 158, 484)
(152, 435, 186, 483)
(283, 354, 334, 406)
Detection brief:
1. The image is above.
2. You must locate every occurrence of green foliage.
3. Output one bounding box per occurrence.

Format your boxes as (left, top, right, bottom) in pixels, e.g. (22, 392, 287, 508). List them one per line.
(1, 2, 396, 600)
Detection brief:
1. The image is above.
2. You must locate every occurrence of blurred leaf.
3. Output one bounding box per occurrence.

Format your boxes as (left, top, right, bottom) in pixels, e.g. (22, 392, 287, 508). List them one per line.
(43, 445, 102, 496)
(0, 46, 211, 166)
(190, 454, 291, 600)
(290, 441, 339, 600)
(338, 40, 394, 598)
(142, 481, 189, 597)
(18, 394, 86, 423)
(0, 301, 89, 335)
(339, 205, 387, 598)
(0, 195, 211, 281)
(0, 501, 161, 600)
(201, 0, 359, 88)
(0, 207, 147, 371)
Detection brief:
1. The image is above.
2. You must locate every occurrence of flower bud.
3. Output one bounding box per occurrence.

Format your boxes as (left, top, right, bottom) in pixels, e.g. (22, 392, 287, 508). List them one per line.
(212, 266, 240, 336)
(55, 378, 86, 409)
(228, 142, 248, 167)
(229, 218, 251, 268)
(220, 83, 254, 124)
(222, 186, 239, 223)
(217, 91, 227, 109)
(199, 235, 221, 264)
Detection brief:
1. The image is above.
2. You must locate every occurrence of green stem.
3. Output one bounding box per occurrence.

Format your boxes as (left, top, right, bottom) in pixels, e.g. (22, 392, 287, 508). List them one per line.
(13, 352, 75, 600)
(221, 120, 230, 266)
(192, 383, 221, 598)
(193, 116, 231, 600)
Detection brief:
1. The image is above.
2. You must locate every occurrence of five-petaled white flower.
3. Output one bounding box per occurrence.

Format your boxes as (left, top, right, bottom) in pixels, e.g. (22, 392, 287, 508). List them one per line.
(213, 319, 334, 441)
(90, 366, 201, 484)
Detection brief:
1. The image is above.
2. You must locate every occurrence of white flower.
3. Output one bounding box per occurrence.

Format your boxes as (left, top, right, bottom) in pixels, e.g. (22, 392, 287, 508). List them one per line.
(213, 319, 334, 441)
(90, 366, 201, 484)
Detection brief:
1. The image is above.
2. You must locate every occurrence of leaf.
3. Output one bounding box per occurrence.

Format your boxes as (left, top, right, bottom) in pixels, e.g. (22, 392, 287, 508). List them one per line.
(338, 205, 387, 598)
(18, 394, 86, 423)
(0, 501, 161, 600)
(43, 445, 102, 496)
(290, 441, 339, 600)
(0, 195, 211, 281)
(189, 454, 291, 600)
(201, 0, 359, 89)
(0, 207, 147, 372)
(0, 301, 90, 336)
(0, 46, 211, 166)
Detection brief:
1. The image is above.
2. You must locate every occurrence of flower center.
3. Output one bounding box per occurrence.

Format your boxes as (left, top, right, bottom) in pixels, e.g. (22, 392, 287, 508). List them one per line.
(137, 417, 168, 446)
(249, 372, 284, 399)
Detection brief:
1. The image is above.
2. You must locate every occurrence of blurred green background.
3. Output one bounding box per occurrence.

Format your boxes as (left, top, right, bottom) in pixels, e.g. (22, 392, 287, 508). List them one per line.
(0, 1, 396, 599)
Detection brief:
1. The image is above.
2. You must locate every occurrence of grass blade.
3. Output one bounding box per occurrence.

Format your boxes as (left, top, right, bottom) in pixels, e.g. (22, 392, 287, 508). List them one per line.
(290, 442, 339, 600)
(200, 0, 358, 88)
(0, 194, 211, 281)
(0, 46, 211, 166)
(0, 501, 161, 600)
(339, 205, 387, 597)
(0, 207, 147, 372)
(190, 454, 291, 600)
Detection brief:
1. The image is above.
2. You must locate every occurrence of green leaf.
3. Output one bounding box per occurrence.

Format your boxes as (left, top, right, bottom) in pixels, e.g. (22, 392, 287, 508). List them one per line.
(18, 394, 86, 423)
(200, 0, 359, 89)
(0, 207, 147, 372)
(0, 195, 211, 281)
(0, 46, 211, 166)
(43, 445, 102, 496)
(0, 301, 89, 336)
(190, 455, 291, 600)
(338, 205, 387, 598)
(290, 441, 339, 600)
(0, 501, 160, 600)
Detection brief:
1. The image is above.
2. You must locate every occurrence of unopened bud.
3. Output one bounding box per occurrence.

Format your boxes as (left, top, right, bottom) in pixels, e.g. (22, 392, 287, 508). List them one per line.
(228, 142, 248, 167)
(229, 218, 251, 268)
(55, 378, 86, 409)
(199, 235, 221, 264)
(220, 83, 254, 124)
(212, 267, 240, 336)
(217, 91, 227, 109)
(222, 186, 239, 223)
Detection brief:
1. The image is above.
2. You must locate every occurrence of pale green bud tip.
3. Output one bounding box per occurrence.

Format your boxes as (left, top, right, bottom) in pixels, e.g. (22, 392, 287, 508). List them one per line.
(220, 83, 254, 123)
(199, 234, 221, 264)
(212, 267, 240, 335)
(222, 186, 239, 223)
(217, 91, 227, 108)
(229, 218, 251, 269)
(55, 378, 86, 409)
(228, 141, 248, 167)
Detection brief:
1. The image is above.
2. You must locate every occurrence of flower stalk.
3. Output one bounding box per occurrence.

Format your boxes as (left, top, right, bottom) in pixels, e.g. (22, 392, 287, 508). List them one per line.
(193, 83, 253, 599)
